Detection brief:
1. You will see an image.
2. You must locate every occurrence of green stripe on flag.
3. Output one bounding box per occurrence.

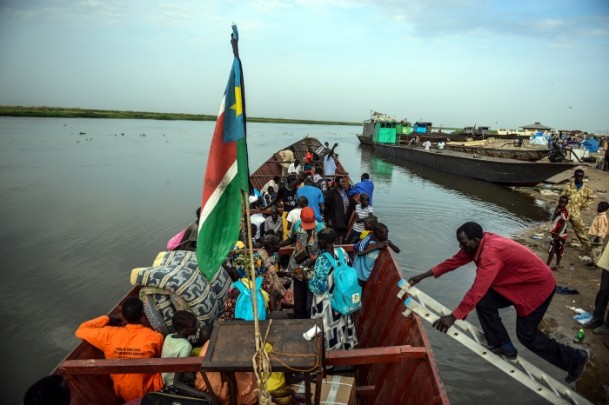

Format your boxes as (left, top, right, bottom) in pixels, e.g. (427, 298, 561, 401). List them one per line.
(197, 172, 244, 280)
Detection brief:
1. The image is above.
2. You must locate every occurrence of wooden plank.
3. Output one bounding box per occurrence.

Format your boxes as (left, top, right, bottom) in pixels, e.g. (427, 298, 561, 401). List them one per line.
(60, 357, 203, 374)
(544, 165, 583, 184)
(356, 386, 376, 396)
(326, 346, 427, 366)
(203, 319, 323, 371)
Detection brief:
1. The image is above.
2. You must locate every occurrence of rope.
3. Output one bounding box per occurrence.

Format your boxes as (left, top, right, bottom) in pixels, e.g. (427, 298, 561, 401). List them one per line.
(242, 190, 273, 404)
(267, 331, 321, 373)
(253, 321, 273, 404)
(268, 352, 320, 373)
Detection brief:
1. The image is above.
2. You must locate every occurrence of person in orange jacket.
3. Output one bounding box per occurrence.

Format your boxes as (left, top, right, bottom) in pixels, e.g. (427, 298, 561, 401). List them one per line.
(75, 297, 164, 401)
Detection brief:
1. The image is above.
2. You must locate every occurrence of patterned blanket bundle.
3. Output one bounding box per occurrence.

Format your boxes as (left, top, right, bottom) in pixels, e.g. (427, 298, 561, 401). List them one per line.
(131, 250, 231, 336)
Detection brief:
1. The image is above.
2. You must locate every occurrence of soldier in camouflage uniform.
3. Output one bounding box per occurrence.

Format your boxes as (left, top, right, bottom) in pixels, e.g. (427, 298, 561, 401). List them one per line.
(561, 169, 594, 251)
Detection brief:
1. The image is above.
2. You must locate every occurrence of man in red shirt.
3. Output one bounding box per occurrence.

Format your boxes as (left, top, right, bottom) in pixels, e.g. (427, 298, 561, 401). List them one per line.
(409, 222, 589, 384)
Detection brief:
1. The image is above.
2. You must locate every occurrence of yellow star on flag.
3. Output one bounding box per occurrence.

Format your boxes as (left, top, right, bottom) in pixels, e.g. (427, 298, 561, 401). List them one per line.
(230, 86, 243, 117)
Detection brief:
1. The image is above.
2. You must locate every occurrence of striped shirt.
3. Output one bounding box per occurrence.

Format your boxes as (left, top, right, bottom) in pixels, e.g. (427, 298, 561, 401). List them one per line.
(352, 204, 373, 232)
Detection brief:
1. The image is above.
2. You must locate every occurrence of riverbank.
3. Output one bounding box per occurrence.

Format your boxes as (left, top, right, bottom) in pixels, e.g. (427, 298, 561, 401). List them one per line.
(513, 160, 609, 404)
(0, 105, 359, 126)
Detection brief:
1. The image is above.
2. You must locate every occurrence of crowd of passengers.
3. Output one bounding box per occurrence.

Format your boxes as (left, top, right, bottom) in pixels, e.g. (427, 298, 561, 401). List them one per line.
(67, 143, 401, 404)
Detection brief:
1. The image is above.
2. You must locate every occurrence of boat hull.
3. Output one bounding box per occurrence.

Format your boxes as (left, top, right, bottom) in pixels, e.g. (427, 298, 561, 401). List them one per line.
(55, 137, 448, 405)
(55, 247, 448, 405)
(352, 248, 448, 404)
(357, 134, 373, 145)
(373, 144, 575, 186)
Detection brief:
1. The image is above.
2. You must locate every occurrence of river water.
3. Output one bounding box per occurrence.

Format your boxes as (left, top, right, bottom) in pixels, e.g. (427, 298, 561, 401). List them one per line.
(1, 117, 559, 404)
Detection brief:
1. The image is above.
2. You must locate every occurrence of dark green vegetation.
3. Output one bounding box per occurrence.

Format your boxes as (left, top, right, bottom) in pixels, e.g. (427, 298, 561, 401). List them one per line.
(0, 106, 359, 126)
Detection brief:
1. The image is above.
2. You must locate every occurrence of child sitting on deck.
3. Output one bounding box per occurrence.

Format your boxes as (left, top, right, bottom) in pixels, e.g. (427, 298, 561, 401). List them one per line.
(359, 215, 378, 241)
(161, 310, 197, 387)
(547, 195, 569, 270)
(354, 223, 400, 286)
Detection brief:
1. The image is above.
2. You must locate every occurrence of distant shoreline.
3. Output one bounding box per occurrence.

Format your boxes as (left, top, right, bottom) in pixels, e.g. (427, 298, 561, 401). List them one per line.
(0, 105, 360, 126)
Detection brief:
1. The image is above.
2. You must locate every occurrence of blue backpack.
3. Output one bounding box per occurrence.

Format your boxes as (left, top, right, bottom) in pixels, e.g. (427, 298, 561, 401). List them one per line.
(233, 277, 267, 321)
(324, 249, 362, 315)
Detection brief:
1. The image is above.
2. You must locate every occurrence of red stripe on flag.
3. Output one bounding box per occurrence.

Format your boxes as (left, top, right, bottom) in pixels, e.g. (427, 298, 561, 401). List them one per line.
(201, 110, 237, 206)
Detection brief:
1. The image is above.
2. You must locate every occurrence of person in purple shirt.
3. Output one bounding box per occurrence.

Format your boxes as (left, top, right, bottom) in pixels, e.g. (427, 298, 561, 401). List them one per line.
(296, 176, 325, 222)
(349, 173, 374, 206)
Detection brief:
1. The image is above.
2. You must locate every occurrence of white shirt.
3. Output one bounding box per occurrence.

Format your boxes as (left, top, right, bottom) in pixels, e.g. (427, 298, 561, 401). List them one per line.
(288, 163, 302, 175)
(287, 207, 303, 228)
(250, 213, 266, 239)
(352, 204, 373, 233)
(324, 154, 336, 176)
(423, 140, 432, 151)
(438, 141, 445, 150)
(260, 179, 278, 194)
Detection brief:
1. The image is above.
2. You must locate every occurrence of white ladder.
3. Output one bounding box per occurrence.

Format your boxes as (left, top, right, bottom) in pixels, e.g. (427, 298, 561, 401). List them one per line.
(396, 280, 592, 405)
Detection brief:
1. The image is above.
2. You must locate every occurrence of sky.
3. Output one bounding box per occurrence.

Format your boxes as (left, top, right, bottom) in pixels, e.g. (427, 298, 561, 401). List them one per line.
(1, 0, 608, 133)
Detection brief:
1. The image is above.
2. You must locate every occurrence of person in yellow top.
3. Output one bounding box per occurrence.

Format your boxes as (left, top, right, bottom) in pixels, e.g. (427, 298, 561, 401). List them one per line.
(75, 297, 164, 402)
(588, 201, 609, 264)
(561, 169, 595, 251)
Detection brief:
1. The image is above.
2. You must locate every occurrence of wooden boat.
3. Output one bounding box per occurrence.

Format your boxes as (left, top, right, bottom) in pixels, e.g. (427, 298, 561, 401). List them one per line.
(249, 137, 349, 190)
(54, 137, 449, 405)
(445, 143, 549, 162)
(357, 133, 373, 145)
(372, 143, 576, 187)
(356, 113, 410, 146)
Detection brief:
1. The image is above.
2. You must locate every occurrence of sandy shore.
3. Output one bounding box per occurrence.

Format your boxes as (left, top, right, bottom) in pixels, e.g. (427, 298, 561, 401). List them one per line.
(511, 158, 608, 404)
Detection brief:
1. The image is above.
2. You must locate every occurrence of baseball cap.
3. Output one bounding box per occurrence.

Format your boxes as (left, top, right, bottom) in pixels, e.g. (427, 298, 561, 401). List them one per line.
(300, 207, 316, 230)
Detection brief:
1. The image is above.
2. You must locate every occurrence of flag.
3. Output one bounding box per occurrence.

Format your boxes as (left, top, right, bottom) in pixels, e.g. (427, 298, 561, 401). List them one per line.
(197, 25, 249, 281)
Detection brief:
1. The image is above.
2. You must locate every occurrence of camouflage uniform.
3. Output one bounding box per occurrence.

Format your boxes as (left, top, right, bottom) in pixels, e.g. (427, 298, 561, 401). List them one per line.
(561, 181, 594, 250)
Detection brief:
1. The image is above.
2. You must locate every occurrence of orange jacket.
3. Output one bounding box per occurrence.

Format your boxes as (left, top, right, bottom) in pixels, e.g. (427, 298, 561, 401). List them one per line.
(75, 315, 164, 401)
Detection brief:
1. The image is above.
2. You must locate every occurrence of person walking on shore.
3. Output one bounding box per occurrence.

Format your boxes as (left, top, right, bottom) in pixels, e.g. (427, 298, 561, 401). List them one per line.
(582, 238, 609, 334)
(408, 222, 590, 384)
(561, 169, 594, 251)
(587, 201, 609, 265)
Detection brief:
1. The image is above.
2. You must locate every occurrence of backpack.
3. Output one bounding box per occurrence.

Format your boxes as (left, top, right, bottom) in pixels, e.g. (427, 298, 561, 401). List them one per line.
(233, 277, 267, 321)
(324, 249, 362, 315)
(142, 386, 214, 405)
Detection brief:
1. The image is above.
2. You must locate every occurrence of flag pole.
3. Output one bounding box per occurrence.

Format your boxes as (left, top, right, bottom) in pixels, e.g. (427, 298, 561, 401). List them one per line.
(232, 26, 271, 404)
(242, 190, 260, 329)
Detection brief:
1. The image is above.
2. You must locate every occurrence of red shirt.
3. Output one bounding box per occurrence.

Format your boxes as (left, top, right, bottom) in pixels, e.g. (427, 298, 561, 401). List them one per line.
(431, 232, 556, 320)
